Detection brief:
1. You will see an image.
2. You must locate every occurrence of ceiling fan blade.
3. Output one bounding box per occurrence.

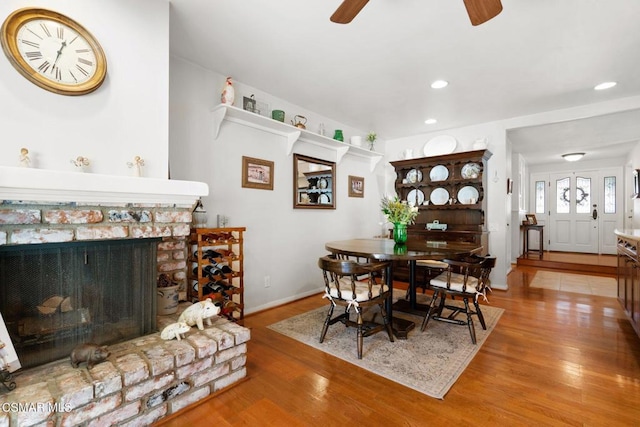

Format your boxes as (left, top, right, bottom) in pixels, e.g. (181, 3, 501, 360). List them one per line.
(463, 0, 503, 26)
(330, 0, 370, 24)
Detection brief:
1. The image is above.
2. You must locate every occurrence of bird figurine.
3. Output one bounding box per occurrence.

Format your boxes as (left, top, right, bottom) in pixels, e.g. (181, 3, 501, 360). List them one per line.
(221, 77, 235, 106)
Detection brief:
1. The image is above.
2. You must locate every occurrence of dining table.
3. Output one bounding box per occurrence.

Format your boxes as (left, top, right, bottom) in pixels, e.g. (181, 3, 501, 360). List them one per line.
(325, 238, 483, 339)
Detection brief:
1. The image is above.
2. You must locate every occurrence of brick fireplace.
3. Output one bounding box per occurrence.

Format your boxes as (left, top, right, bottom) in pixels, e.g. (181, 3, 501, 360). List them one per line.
(0, 166, 250, 426)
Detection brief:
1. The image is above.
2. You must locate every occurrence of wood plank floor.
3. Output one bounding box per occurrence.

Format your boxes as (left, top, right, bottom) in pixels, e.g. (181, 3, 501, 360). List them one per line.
(156, 264, 640, 426)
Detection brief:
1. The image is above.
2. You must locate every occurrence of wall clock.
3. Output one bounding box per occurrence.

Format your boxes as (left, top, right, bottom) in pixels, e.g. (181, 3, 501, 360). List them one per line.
(0, 8, 107, 95)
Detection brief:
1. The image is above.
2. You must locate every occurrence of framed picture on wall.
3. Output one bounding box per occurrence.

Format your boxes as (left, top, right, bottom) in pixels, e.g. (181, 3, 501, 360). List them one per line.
(242, 156, 274, 190)
(348, 175, 364, 198)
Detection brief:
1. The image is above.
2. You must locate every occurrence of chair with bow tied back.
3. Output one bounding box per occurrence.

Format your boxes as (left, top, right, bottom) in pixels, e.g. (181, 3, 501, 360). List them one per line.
(421, 255, 496, 344)
(318, 255, 394, 359)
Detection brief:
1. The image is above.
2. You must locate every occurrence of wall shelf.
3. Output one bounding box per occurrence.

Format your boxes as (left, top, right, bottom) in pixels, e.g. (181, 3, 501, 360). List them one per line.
(211, 104, 383, 171)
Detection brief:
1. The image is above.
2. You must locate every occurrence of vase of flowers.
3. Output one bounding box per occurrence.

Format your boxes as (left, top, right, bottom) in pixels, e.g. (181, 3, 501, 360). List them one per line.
(380, 196, 419, 244)
(367, 132, 377, 151)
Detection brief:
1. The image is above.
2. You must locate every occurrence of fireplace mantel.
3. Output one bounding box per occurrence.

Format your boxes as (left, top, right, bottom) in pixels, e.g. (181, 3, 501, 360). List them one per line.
(0, 166, 208, 205)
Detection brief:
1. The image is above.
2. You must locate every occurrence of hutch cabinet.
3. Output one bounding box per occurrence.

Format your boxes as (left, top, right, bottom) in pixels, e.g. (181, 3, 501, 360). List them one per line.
(390, 149, 492, 280)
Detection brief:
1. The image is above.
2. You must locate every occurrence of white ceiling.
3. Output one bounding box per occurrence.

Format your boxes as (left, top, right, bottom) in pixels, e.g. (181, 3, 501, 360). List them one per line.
(169, 0, 640, 165)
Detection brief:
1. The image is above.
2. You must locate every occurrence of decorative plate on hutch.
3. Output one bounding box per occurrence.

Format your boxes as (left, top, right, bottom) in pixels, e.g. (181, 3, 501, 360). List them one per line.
(457, 186, 480, 204)
(423, 135, 457, 157)
(406, 169, 422, 183)
(461, 162, 481, 179)
(430, 188, 449, 205)
(407, 189, 425, 206)
(429, 165, 449, 182)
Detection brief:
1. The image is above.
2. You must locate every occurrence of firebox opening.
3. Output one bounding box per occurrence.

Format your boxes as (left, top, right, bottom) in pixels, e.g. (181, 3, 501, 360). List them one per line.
(0, 238, 159, 370)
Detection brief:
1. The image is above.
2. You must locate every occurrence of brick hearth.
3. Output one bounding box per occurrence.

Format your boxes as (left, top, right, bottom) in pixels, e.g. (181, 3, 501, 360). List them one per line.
(0, 309, 249, 426)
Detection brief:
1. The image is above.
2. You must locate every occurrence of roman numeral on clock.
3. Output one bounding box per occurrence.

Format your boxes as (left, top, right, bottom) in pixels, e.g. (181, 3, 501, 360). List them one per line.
(40, 23, 51, 37)
(76, 64, 89, 76)
(57, 26, 64, 39)
(25, 51, 43, 60)
(78, 58, 93, 66)
(38, 61, 51, 73)
(21, 39, 40, 48)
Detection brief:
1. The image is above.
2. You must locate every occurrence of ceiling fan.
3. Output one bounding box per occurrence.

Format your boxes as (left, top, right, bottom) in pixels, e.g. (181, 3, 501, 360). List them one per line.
(330, 0, 503, 26)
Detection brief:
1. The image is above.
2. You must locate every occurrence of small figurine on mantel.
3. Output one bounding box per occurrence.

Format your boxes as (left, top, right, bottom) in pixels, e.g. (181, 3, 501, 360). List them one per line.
(160, 322, 190, 341)
(221, 76, 235, 106)
(71, 156, 90, 172)
(19, 147, 31, 167)
(127, 155, 145, 177)
(70, 343, 110, 369)
(178, 298, 220, 330)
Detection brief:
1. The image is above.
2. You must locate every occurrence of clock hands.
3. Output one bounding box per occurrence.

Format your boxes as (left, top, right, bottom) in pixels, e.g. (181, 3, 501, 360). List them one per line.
(53, 40, 67, 68)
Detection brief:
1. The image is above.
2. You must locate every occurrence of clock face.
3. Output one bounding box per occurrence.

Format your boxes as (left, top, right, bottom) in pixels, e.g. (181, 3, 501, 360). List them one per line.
(17, 19, 98, 85)
(1, 8, 107, 95)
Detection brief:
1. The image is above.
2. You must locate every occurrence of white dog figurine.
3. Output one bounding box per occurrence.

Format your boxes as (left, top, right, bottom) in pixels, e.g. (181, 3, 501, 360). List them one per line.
(178, 298, 220, 330)
(160, 322, 191, 341)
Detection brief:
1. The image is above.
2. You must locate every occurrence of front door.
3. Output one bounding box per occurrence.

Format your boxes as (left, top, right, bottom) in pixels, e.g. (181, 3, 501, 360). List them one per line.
(531, 167, 622, 255)
(548, 172, 599, 253)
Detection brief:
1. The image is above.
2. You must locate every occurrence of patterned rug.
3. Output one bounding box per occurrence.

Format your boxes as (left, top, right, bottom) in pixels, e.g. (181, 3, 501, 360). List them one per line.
(268, 290, 503, 399)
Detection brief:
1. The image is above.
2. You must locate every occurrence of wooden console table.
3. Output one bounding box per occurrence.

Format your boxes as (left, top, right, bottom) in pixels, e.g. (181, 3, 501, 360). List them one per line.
(522, 224, 544, 259)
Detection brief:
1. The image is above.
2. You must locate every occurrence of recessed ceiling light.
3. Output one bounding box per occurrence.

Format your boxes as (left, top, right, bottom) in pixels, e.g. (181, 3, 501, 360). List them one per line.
(424, 118, 437, 125)
(430, 80, 448, 89)
(594, 81, 617, 90)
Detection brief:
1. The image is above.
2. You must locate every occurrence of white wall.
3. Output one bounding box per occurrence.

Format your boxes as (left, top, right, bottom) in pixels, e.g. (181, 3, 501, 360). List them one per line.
(0, 0, 169, 178)
(169, 57, 386, 313)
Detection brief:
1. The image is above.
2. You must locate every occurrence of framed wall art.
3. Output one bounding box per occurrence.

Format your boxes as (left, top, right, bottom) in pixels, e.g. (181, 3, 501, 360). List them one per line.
(242, 156, 274, 190)
(348, 175, 364, 198)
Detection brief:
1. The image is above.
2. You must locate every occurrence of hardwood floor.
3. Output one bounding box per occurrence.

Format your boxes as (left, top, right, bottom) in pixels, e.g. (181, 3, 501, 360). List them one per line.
(156, 264, 640, 426)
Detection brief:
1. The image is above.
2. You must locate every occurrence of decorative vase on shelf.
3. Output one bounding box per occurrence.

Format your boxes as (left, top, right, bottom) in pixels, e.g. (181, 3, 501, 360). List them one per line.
(393, 222, 408, 245)
(333, 130, 344, 141)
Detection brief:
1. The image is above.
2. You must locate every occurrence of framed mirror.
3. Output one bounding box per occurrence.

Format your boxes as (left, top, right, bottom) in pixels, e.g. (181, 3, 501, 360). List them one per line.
(293, 153, 336, 209)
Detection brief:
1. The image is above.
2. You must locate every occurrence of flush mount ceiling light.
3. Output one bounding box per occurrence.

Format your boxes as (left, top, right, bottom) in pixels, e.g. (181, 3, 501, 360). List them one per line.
(562, 152, 585, 162)
(424, 118, 437, 125)
(430, 80, 448, 89)
(594, 81, 617, 90)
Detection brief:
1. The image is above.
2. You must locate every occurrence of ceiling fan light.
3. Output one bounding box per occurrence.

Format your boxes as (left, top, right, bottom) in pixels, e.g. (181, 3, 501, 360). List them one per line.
(425, 118, 437, 125)
(430, 80, 448, 89)
(562, 152, 585, 162)
(594, 81, 617, 91)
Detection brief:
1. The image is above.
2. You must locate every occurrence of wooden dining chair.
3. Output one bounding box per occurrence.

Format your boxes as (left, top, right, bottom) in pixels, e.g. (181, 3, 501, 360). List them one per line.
(318, 255, 394, 359)
(420, 256, 496, 344)
(405, 259, 449, 299)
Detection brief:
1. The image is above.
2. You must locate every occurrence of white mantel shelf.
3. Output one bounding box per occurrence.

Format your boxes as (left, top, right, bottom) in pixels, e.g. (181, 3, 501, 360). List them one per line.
(0, 166, 208, 205)
(212, 104, 383, 172)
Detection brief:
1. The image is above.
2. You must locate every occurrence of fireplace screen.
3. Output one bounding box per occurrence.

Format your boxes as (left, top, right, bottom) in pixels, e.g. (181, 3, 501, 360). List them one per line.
(0, 239, 158, 370)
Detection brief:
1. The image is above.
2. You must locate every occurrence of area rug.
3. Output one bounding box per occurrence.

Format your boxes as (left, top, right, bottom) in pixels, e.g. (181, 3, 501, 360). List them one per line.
(268, 290, 504, 399)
